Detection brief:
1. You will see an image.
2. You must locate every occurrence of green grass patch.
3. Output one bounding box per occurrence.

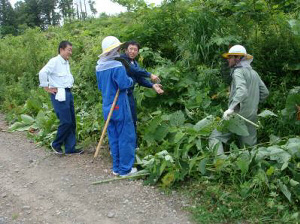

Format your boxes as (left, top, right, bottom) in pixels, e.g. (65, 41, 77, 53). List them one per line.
(179, 179, 299, 223)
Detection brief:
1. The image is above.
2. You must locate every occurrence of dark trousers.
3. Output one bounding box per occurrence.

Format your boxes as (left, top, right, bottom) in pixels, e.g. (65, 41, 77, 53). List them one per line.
(50, 91, 76, 153)
(127, 93, 138, 145)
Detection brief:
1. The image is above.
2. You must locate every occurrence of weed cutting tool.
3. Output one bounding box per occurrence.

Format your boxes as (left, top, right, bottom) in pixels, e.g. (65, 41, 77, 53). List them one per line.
(93, 89, 120, 159)
(235, 113, 259, 128)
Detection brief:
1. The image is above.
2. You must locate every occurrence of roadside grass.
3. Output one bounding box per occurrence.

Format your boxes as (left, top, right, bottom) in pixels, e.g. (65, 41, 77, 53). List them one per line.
(177, 179, 299, 224)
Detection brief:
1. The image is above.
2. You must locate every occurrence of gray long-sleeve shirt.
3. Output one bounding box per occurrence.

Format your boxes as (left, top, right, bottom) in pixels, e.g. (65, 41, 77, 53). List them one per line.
(229, 67, 269, 119)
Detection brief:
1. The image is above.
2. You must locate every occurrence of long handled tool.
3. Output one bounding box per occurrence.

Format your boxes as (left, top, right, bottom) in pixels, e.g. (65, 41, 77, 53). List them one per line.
(93, 89, 120, 159)
(235, 113, 259, 128)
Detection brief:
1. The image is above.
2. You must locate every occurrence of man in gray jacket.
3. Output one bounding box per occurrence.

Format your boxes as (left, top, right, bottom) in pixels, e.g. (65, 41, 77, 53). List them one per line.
(210, 45, 269, 155)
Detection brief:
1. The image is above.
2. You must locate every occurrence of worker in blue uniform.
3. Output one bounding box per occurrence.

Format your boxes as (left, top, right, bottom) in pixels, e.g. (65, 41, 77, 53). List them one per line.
(95, 36, 137, 177)
(120, 41, 164, 144)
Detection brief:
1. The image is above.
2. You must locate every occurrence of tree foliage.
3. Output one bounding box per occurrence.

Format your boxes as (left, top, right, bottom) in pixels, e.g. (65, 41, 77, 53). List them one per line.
(0, 0, 17, 35)
(0, 0, 98, 35)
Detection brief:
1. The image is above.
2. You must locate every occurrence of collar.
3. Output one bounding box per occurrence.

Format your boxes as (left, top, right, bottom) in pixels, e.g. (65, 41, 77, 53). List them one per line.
(58, 54, 68, 64)
(121, 53, 135, 62)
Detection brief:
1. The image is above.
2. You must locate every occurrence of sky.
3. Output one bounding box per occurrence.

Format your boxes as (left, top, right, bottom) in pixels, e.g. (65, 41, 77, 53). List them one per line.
(9, 0, 163, 15)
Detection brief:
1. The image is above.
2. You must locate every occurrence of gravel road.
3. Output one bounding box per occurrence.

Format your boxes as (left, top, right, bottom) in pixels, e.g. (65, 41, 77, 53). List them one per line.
(0, 114, 193, 224)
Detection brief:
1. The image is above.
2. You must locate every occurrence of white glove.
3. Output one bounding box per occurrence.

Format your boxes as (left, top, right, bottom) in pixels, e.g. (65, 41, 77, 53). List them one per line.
(55, 88, 66, 102)
(223, 109, 234, 120)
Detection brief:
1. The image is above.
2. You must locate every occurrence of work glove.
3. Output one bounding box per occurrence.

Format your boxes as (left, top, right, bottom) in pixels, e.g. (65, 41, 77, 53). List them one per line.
(223, 109, 234, 120)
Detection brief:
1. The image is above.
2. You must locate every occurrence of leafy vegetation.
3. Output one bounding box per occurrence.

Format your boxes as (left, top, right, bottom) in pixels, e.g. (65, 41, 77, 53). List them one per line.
(1, 0, 299, 222)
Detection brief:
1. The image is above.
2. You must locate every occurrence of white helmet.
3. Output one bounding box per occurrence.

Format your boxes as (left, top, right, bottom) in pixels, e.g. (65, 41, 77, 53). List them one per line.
(222, 45, 253, 59)
(99, 36, 123, 57)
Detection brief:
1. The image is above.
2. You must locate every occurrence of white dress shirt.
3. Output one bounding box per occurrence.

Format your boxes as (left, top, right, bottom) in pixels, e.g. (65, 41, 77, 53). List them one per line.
(39, 55, 74, 88)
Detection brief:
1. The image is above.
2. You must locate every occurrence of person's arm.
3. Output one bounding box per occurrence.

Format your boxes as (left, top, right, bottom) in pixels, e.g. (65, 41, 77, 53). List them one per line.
(113, 66, 133, 90)
(128, 63, 151, 78)
(136, 76, 153, 88)
(228, 70, 248, 110)
(136, 76, 164, 94)
(128, 61, 160, 82)
(39, 58, 57, 94)
(259, 79, 269, 102)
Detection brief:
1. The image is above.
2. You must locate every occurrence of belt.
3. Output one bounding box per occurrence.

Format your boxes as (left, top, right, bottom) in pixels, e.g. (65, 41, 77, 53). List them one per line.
(65, 88, 71, 92)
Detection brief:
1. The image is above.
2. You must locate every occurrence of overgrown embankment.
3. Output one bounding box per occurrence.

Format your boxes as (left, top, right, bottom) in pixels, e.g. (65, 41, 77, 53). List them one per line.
(0, 0, 299, 223)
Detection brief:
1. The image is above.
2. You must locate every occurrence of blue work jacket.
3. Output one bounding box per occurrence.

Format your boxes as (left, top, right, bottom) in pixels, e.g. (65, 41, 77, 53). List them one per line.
(120, 54, 153, 94)
(96, 59, 133, 122)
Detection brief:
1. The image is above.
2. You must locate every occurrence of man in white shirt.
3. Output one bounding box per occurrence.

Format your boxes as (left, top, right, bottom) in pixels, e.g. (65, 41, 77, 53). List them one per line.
(39, 41, 83, 155)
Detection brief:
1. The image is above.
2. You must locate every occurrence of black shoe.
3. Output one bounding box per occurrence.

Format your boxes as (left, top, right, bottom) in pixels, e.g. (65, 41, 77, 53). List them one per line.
(50, 142, 63, 155)
(65, 149, 84, 155)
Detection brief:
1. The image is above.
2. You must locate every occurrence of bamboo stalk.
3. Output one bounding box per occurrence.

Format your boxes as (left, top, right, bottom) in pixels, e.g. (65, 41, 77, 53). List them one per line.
(93, 89, 120, 159)
(92, 172, 149, 185)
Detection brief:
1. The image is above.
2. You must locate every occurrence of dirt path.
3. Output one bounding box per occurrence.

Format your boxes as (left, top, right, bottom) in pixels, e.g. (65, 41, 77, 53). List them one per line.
(0, 114, 193, 224)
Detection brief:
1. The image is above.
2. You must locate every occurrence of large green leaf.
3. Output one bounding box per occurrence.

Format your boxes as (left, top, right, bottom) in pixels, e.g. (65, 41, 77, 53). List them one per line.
(21, 114, 35, 125)
(35, 110, 47, 128)
(153, 124, 169, 141)
(224, 115, 249, 136)
(284, 137, 300, 158)
(173, 131, 185, 143)
(258, 110, 278, 118)
(198, 158, 208, 175)
(196, 139, 202, 150)
(283, 87, 300, 119)
(268, 146, 291, 164)
(256, 146, 292, 164)
(279, 180, 292, 202)
(169, 110, 185, 126)
(144, 116, 162, 139)
(14, 125, 32, 132)
(193, 115, 214, 135)
(9, 122, 25, 131)
(236, 151, 251, 175)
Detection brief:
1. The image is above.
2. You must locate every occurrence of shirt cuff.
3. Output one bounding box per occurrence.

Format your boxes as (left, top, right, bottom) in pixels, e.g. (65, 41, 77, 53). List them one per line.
(39, 82, 48, 87)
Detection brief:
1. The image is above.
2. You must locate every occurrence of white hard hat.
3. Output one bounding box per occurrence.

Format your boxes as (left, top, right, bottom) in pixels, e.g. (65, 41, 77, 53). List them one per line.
(99, 36, 123, 57)
(222, 45, 253, 59)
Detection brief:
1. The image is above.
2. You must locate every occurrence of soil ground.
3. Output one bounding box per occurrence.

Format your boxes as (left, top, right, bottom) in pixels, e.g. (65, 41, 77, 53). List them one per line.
(0, 114, 193, 224)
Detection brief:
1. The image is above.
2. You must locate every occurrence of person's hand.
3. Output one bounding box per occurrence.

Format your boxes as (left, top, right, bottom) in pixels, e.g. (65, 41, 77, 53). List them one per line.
(153, 84, 164, 95)
(223, 109, 234, 120)
(44, 87, 57, 94)
(150, 74, 161, 83)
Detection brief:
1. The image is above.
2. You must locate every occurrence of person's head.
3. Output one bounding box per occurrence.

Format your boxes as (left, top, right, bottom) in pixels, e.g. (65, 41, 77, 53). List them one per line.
(227, 55, 243, 67)
(58, 41, 72, 60)
(124, 41, 140, 60)
(222, 45, 253, 68)
(99, 36, 122, 57)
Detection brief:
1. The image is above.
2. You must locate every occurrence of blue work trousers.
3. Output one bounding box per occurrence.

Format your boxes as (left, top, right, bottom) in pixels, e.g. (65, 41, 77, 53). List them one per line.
(107, 119, 136, 175)
(50, 90, 76, 153)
